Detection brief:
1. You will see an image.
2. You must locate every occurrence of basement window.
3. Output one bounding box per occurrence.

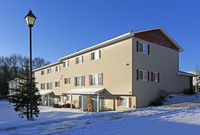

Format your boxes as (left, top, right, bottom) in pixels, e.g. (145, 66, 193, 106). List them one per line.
(119, 97, 128, 107)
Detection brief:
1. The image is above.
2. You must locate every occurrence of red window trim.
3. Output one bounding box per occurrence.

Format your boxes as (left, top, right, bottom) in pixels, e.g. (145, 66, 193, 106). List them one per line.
(101, 73, 103, 85)
(117, 97, 119, 106)
(148, 44, 150, 55)
(136, 69, 139, 80)
(89, 75, 91, 86)
(83, 76, 85, 86)
(129, 97, 131, 108)
(99, 50, 101, 59)
(74, 77, 76, 86)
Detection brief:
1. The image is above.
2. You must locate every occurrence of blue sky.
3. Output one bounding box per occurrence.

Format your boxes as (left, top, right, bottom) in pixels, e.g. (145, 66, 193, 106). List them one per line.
(0, 0, 199, 71)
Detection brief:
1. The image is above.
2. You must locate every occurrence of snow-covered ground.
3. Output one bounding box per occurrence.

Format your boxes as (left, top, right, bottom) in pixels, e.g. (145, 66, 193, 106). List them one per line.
(1, 94, 200, 135)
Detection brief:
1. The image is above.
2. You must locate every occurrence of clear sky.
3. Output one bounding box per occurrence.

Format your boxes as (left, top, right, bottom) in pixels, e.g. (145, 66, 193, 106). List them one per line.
(0, 0, 199, 71)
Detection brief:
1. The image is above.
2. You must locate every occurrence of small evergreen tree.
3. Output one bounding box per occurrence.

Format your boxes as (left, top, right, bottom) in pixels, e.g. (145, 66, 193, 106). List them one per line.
(8, 66, 41, 120)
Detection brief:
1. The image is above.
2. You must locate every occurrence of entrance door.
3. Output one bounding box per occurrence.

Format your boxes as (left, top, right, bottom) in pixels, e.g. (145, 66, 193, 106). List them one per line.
(94, 96, 105, 111)
(100, 97, 105, 110)
(79, 96, 82, 108)
(43, 95, 48, 106)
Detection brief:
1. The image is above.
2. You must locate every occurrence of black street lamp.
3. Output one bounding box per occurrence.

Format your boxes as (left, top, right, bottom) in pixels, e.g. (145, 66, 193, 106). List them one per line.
(25, 10, 36, 120)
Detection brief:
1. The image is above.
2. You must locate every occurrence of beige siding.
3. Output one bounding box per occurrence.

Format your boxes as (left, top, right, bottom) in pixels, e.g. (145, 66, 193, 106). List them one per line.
(35, 38, 133, 110)
(35, 33, 191, 111)
(132, 37, 191, 108)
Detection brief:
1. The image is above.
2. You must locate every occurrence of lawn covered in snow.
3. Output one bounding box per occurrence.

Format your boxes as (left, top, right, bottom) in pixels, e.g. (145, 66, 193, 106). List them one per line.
(1, 94, 200, 135)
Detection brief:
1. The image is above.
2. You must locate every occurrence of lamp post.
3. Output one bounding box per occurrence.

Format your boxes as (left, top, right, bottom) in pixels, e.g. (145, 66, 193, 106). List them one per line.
(25, 10, 36, 120)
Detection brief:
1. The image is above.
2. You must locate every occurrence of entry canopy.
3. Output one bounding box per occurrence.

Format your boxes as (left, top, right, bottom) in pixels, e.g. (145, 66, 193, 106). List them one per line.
(39, 90, 53, 95)
(63, 88, 105, 95)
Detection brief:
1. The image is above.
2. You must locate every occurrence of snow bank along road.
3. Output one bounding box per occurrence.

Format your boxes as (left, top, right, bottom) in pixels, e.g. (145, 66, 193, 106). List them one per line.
(1, 94, 200, 135)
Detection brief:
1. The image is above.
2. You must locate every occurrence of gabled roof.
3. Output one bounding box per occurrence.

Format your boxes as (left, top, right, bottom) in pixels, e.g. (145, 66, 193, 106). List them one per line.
(133, 27, 183, 52)
(33, 27, 183, 72)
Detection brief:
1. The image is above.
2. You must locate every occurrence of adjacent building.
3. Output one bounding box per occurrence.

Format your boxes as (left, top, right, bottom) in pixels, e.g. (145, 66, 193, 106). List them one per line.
(7, 78, 20, 95)
(185, 70, 200, 92)
(33, 27, 193, 112)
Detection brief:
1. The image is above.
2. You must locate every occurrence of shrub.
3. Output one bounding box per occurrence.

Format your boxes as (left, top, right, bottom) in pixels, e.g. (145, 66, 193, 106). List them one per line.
(149, 97, 164, 106)
(149, 90, 167, 106)
(53, 104, 59, 108)
(63, 103, 76, 108)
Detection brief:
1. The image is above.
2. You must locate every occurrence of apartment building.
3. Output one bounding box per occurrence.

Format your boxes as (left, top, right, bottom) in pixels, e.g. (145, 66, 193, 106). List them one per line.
(7, 78, 20, 95)
(33, 27, 193, 112)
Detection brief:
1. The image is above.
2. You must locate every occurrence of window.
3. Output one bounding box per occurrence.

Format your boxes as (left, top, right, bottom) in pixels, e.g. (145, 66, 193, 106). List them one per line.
(41, 83, 45, 90)
(47, 82, 52, 89)
(153, 72, 158, 82)
(55, 81, 60, 87)
(90, 73, 102, 85)
(75, 76, 84, 86)
(91, 50, 101, 60)
(56, 65, 60, 72)
(60, 96, 63, 103)
(10, 82, 13, 88)
(67, 95, 71, 101)
(41, 70, 44, 75)
(152, 72, 159, 82)
(47, 68, 51, 74)
(64, 60, 69, 67)
(64, 78, 70, 84)
(76, 56, 83, 64)
(139, 70, 148, 81)
(119, 97, 128, 107)
(16, 81, 18, 89)
(139, 42, 148, 54)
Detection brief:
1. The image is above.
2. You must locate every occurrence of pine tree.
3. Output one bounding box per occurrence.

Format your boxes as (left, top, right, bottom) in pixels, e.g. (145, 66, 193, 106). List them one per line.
(8, 66, 41, 120)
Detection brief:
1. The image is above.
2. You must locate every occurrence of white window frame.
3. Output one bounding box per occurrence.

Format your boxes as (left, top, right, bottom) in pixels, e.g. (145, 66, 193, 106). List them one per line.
(47, 82, 52, 89)
(64, 60, 69, 68)
(16, 81, 18, 89)
(75, 76, 84, 86)
(90, 73, 102, 85)
(55, 81, 60, 87)
(76, 56, 82, 64)
(67, 95, 71, 101)
(56, 65, 60, 72)
(64, 78, 70, 84)
(41, 83, 45, 90)
(139, 70, 148, 81)
(41, 70, 44, 75)
(119, 97, 129, 107)
(153, 72, 158, 82)
(139, 42, 148, 54)
(47, 68, 51, 74)
(91, 50, 100, 60)
(60, 96, 63, 103)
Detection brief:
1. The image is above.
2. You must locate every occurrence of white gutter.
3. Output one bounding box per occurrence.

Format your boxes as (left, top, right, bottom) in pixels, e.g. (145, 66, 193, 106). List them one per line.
(58, 32, 134, 62)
